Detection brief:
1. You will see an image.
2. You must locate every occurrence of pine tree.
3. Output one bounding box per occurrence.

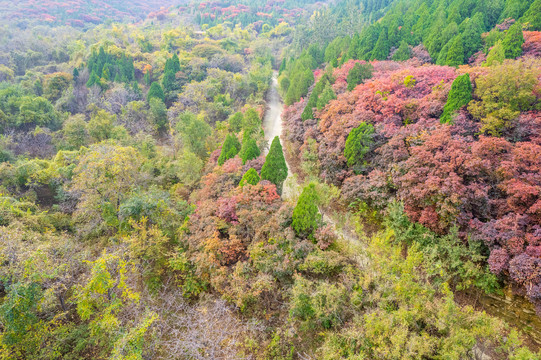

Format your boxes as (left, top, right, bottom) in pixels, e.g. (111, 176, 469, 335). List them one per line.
(301, 74, 329, 121)
(228, 112, 243, 133)
(462, 13, 485, 61)
(218, 134, 241, 165)
(292, 183, 319, 239)
(73, 68, 79, 82)
(344, 122, 374, 168)
(242, 108, 261, 136)
(347, 62, 373, 91)
(445, 35, 464, 67)
(101, 64, 110, 81)
(239, 168, 260, 187)
(370, 30, 390, 60)
(144, 71, 151, 86)
(279, 58, 287, 75)
(440, 73, 472, 124)
(392, 40, 411, 61)
(316, 83, 336, 110)
(502, 22, 525, 59)
(521, 0, 541, 31)
(86, 71, 100, 88)
(114, 72, 122, 83)
(261, 136, 288, 192)
(147, 82, 165, 102)
(485, 40, 505, 66)
(239, 137, 260, 164)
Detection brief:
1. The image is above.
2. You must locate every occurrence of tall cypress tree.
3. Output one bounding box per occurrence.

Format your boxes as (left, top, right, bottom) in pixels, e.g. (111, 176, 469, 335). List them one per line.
(239, 137, 260, 164)
(521, 0, 541, 31)
(261, 136, 288, 192)
(239, 168, 260, 187)
(147, 82, 165, 102)
(218, 134, 241, 165)
(440, 73, 472, 124)
(502, 22, 525, 59)
(392, 40, 411, 61)
(445, 35, 465, 67)
(370, 30, 390, 60)
(292, 183, 319, 239)
(485, 40, 505, 66)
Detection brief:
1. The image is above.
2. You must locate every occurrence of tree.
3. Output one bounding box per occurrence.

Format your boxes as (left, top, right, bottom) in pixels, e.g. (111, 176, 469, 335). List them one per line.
(149, 98, 168, 131)
(461, 13, 485, 61)
(239, 137, 260, 164)
(261, 136, 288, 192)
(147, 82, 165, 102)
(176, 112, 212, 159)
(239, 168, 260, 187)
(392, 40, 411, 61)
(440, 74, 473, 124)
(485, 40, 505, 66)
(228, 112, 243, 133)
(521, 0, 541, 30)
(88, 109, 115, 142)
(445, 35, 464, 66)
(63, 115, 88, 149)
(242, 107, 260, 136)
(86, 70, 101, 88)
(218, 134, 241, 165)
(344, 122, 375, 169)
(71, 144, 142, 221)
(316, 83, 336, 110)
(292, 183, 319, 238)
(502, 22, 525, 59)
(347, 62, 373, 91)
(370, 30, 390, 60)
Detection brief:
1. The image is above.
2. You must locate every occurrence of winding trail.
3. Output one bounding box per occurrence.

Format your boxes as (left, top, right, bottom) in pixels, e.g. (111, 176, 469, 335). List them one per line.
(262, 73, 298, 202)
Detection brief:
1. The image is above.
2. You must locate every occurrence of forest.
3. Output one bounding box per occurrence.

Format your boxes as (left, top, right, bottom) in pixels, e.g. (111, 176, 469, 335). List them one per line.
(1, 0, 541, 359)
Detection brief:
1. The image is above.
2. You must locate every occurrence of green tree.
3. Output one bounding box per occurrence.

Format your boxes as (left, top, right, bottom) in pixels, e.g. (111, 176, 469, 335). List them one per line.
(441, 74, 473, 124)
(88, 109, 115, 142)
(239, 137, 260, 164)
(239, 168, 260, 187)
(260, 136, 288, 192)
(176, 112, 212, 159)
(147, 82, 165, 103)
(392, 40, 411, 61)
(370, 30, 390, 60)
(461, 13, 485, 61)
(316, 83, 336, 110)
(86, 70, 101, 88)
(344, 122, 375, 169)
(73, 67, 79, 82)
(218, 134, 241, 165)
(242, 107, 260, 136)
(347, 62, 373, 91)
(502, 22, 525, 59)
(63, 114, 88, 149)
(521, 0, 541, 30)
(228, 112, 243, 133)
(485, 40, 505, 66)
(445, 35, 464, 66)
(149, 98, 168, 131)
(292, 183, 319, 239)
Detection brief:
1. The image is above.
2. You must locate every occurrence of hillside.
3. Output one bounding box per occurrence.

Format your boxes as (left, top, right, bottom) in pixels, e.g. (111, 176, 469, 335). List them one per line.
(1, 0, 541, 359)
